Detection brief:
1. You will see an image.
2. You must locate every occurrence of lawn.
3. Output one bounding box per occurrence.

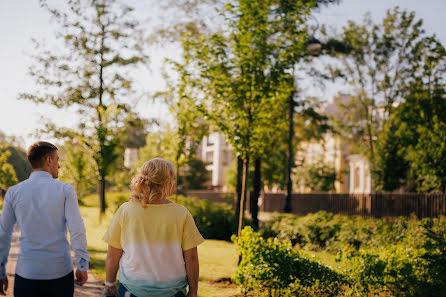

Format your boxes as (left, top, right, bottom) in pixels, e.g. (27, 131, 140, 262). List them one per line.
(80, 192, 241, 297)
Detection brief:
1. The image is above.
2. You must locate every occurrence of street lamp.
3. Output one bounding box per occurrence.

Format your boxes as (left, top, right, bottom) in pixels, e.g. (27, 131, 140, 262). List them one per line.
(284, 37, 323, 213)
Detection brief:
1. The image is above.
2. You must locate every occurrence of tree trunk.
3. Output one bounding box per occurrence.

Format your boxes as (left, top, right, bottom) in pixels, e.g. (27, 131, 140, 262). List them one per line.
(237, 156, 249, 237)
(235, 156, 243, 228)
(284, 92, 295, 213)
(251, 158, 261, 230)
(99, 176, 106, 213)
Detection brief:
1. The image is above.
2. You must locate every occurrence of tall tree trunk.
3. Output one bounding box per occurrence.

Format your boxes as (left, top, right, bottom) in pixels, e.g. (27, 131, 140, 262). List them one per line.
(235, 156, 243, 228)
(237, 156, 249, 237)
(99, 175, 106, 213)
(251, 158, 261, 230)
(284, 92, 295, 213)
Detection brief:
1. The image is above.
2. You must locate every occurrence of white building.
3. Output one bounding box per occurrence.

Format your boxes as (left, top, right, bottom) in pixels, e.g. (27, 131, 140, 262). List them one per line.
(197, 132, 233, 189)
(124, 147, 139, 168)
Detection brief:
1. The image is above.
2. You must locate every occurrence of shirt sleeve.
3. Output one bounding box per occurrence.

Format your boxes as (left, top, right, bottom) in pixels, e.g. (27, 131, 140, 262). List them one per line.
(182, 210, 204, 251)
(0, 190, 16, 279)
(103, 207, 122, 250)
(64, 185, 90, 271)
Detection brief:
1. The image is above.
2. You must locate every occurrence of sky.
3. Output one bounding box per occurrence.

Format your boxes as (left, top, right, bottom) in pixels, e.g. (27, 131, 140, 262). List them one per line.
(0, 0, 445, 149)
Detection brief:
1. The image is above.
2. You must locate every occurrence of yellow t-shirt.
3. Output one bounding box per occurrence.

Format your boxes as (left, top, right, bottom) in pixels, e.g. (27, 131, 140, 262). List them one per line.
(103, 201, 204, 296)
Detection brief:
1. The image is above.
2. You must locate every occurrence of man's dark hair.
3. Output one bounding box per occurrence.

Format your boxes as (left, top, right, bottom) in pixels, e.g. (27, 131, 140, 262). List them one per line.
(27, 141, 58, 169)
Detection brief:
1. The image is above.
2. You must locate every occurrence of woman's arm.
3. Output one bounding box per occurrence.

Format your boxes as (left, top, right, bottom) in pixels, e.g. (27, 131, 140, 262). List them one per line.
(103, 245, 123, 296)
(183, 247, 199, 297)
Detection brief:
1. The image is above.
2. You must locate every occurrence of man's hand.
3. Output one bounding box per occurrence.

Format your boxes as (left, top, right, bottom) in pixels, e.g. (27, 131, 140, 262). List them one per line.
(75, 269, 88, 286)
(0, 277, 8, 296)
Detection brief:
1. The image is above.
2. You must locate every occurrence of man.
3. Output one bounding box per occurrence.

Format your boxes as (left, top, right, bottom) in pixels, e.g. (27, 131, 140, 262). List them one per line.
(0, 141, 89, 297)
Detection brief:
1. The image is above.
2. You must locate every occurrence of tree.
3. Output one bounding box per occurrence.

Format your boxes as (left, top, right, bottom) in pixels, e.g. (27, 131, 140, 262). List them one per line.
(296, 160, 338, 192)
(0, 145, 32, 182)
(178, 159, 211, 191)
(59, 140, 96, 200)
(137, 125, 178, 166)
(0, 148, 18, 190)
(330, 7, 433, 183)
(331, 7, 446, 191)
(175, 0, 330, 234)
(20, 0, 148, 213)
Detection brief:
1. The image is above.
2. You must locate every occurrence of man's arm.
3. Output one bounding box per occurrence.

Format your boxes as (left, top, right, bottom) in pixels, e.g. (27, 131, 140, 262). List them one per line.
(183, 247, 199, 297)
(0, 191, 16, 295)
(103, 244, 123, 296)
(64, 185, 89, 285)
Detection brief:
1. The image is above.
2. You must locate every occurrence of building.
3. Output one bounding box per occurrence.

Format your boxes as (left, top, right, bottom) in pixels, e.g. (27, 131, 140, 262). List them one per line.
(297, 133, 372, 194)
(198, 94, 373, 193)
(197, 132, 233, 190)
(124, 147, 139, 168)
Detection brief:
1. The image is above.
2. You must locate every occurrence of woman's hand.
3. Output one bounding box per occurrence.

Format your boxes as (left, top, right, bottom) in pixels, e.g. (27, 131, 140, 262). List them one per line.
(102, 284, 117, 297)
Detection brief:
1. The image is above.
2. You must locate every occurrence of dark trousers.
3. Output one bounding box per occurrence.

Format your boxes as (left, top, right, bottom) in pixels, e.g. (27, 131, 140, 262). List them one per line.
(14, 271, 74, 297)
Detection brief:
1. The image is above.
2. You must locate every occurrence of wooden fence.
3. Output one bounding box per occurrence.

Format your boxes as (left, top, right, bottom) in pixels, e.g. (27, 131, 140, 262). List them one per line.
(258, 193, 446, 218)
(181, 190, 446, 218)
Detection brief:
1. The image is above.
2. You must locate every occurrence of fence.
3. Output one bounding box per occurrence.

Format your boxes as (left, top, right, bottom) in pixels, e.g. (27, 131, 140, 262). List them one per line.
(182, 190, 446, 218)
(258, 193, 446, 218)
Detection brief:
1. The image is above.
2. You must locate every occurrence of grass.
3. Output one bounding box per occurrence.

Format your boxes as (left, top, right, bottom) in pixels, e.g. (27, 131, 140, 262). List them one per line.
(79, 192, 241, 297)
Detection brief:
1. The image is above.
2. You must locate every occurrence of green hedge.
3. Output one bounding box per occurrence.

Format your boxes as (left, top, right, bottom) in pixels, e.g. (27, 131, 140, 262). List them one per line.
(232, 227, 348, 297)
(338, 220, 446, 297)
(260, 211, 439, 252)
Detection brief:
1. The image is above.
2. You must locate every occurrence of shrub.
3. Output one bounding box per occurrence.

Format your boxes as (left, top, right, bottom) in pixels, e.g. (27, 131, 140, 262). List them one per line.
(232, 227, 348, 297)
(176, 196, 238, 241)
(260, 211, 342, 250)
(338, 218, 446, 297)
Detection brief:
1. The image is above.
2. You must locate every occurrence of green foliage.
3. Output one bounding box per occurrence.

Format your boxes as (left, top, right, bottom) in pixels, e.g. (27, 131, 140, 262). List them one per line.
(330, 7, 445, 192)
(232, 227, 347, 297)
(295, 160, 338, 192)
(373, 120, 410, 192)
(261, 212, 446, 296)
(408, 117, 446, 192)
(260, 212, 430, 253)
(59, 140, 96, 199)
(178, 159, 211, 190)
(137, 124, 177, 166)
(121, 113, 150, 149)
(0, 145, 31, 182)
(0, 148, 18, 190)
(338, 219, 446, 297)
(176, 196, 239, 241)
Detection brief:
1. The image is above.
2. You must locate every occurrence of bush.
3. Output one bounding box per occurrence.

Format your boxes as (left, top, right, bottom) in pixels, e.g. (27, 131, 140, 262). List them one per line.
(338, 218, 446, 297)
(260, 211, 342, 250)
(232, 227, 348, 297)
(261, 212, 427, 253)
(176, 196, 239, 241)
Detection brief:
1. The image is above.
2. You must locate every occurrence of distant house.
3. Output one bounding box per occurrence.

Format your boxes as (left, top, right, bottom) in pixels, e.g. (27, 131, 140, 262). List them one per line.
(297, 133, 372, 194)
(124, 147, 139, 168)
(196, 132, 233, 190)
(197, 95, 374, 194)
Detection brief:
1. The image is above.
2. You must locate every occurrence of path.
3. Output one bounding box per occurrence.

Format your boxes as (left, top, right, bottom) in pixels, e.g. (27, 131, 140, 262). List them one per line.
(5, 230, 103, 297)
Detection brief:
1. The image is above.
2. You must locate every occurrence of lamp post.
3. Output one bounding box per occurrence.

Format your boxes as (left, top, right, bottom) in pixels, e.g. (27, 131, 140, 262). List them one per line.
(284, 37, 322, 213)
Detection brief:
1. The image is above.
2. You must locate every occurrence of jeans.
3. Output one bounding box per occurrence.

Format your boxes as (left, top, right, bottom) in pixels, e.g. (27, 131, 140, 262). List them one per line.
(117, 284, 186, 297)
(14, 271, 74, 297)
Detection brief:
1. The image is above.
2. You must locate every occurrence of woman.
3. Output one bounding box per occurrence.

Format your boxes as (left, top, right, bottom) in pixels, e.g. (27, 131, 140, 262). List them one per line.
(102, 158, 204, 297)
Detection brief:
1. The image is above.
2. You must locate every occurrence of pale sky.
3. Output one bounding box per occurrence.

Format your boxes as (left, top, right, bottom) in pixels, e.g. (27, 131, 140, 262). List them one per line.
(0, 0, 445, 149)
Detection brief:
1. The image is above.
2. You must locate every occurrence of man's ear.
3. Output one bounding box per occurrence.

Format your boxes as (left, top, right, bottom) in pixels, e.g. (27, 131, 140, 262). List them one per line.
(45, 155, 52, 167)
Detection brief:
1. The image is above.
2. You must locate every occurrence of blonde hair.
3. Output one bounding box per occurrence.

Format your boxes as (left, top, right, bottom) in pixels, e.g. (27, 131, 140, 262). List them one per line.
(130, 158, 176, 204)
